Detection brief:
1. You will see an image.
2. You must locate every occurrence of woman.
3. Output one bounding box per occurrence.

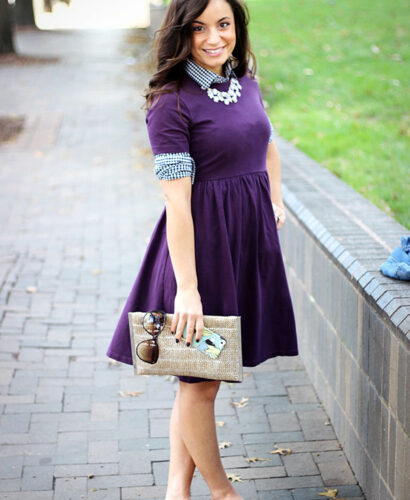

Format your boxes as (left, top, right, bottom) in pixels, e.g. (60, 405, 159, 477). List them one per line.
(106, 0, 299, 498)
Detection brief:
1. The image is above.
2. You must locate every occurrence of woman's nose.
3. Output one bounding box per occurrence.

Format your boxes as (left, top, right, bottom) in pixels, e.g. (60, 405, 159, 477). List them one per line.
(206, 28, 222, 45)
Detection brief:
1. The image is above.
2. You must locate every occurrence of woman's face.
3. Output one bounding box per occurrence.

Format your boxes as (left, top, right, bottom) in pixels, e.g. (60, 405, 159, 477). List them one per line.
(190, 0, 236, 76)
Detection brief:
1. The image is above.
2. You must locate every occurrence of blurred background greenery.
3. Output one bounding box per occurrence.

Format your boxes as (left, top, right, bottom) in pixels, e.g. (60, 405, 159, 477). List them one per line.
(247, 0, 409, 228)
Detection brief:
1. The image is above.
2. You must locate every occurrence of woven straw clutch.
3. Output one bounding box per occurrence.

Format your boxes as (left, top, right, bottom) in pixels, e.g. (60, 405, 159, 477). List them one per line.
(128, 312, 243, 382)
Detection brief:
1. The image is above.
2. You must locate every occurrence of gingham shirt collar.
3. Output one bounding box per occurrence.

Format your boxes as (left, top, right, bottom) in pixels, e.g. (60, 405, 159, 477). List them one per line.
(184, 57, 236, 90)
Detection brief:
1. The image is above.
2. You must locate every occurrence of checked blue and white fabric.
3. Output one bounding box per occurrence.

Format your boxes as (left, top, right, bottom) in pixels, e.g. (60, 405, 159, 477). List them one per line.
(154, 152, 197, 184)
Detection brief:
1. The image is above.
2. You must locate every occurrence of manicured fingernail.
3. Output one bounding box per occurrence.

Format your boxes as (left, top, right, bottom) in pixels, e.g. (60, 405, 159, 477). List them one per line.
(175, 339, 179, 343)
(186, 342, 190, 347)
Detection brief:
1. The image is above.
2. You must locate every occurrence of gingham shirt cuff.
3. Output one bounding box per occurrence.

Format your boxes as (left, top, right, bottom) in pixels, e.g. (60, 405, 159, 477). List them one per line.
(154, 152, 196, 185)
(268, 120, 274, 144)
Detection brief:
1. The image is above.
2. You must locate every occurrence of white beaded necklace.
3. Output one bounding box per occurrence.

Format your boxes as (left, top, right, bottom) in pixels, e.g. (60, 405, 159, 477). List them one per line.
(206, 76, 242, 105)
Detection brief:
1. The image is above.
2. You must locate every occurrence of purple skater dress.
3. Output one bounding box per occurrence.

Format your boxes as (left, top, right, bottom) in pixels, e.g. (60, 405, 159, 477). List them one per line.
(106, 63, 299, 383)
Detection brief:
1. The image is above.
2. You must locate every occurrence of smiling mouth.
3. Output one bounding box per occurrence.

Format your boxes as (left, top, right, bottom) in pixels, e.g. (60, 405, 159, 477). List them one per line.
(203, 47, 225, 54)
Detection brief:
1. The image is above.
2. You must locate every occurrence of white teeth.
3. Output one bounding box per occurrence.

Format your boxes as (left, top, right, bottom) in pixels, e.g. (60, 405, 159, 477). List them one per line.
(204, 48, 223, 54)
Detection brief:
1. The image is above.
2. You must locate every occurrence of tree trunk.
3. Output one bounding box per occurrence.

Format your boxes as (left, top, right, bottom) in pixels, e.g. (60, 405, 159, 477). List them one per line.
(0, 0, 15, 54)
(15, 0, 36, 26)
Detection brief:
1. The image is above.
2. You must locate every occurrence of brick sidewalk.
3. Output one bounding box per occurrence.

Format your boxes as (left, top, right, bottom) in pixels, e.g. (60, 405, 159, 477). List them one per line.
(0, 27, 365, 500)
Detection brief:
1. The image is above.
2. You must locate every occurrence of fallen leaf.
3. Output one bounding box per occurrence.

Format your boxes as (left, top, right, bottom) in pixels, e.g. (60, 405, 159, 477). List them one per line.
(89, 489, 97, 492)
(269, 445, 292, 456)
(324, 421, 331, 426)
(226, 473, 243, 483)
(88, 474, 94, 479)
(218, 441, 232, 449)
(216, 421, 225, 427)
(127, 391, 142, 397)
(118, 390, 143, 398)
(231, 397, 249, 408)
(90, 269, 102, 275)
(245, 456, 271, 463)
(317, 487, 339, 497)
(139, 147, 153, 158)
(26, 286, 37, 293)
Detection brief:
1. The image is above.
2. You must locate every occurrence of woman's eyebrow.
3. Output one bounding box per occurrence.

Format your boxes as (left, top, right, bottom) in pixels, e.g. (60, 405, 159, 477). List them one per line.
(192, 16, 231, 25)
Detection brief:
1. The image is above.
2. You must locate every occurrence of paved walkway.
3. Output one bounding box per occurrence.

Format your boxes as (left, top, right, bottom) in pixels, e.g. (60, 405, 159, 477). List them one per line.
(0, 27, 366, 500)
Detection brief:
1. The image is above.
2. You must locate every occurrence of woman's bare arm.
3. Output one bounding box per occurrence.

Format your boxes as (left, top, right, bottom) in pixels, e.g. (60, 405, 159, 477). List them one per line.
(266, 140, 286, 229)
(160, 177, 204, 345)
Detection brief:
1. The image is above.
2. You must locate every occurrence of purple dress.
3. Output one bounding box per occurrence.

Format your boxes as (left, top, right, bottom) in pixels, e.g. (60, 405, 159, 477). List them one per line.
(106, 70, 299, 382)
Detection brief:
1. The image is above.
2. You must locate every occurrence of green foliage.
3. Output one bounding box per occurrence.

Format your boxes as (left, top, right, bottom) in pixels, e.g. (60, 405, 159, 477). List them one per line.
(247, 0, 409, 228)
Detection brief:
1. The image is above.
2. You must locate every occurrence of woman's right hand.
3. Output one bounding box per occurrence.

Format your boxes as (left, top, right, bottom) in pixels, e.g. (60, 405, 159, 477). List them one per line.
(172, 287, 204, 347)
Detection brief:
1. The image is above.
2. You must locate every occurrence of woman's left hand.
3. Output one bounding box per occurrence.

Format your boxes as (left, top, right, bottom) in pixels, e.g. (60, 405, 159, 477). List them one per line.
(272, 202, 286, 230)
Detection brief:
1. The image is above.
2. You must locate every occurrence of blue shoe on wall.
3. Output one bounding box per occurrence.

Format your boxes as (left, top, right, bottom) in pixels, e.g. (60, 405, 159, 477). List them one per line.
(380, 236, 410, 281)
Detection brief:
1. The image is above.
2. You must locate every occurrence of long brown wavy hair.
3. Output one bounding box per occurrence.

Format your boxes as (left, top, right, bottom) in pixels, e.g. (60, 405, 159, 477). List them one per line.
(144, 0, 257, 110)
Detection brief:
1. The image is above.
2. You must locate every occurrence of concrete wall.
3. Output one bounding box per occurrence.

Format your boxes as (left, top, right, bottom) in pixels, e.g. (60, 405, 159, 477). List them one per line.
(276, 135, 409, 500)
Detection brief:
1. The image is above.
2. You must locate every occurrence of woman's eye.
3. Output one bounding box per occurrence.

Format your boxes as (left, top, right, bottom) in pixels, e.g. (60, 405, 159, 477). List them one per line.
(192, 22, 230, 32)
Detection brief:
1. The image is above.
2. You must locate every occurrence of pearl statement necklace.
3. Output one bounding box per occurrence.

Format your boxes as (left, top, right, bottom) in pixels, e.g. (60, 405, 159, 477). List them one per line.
(206, 76, 242, 105)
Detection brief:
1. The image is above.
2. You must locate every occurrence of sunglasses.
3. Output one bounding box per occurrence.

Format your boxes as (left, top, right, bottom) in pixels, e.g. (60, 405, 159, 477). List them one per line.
(135, 310, 167, 364)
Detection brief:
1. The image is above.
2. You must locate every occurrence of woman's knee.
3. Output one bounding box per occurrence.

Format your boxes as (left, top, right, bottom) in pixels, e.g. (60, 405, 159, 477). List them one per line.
(179, 380, 221, 402)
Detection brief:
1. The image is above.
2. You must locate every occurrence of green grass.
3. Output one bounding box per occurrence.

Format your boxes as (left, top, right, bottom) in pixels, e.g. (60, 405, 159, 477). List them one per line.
(247, 0, 409, 228)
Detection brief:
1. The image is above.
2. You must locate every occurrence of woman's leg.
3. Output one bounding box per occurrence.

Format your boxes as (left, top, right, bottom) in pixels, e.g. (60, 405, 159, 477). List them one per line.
(166, 387, 196, 500)
(177, 380, 243, 500)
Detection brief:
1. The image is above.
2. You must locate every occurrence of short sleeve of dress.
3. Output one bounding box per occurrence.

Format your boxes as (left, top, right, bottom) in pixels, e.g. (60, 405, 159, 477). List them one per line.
(146, 91, 196, 184)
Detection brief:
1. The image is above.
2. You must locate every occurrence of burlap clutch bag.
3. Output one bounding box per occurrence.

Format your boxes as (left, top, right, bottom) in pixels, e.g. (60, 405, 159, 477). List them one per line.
(128, 312, 243, 382)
